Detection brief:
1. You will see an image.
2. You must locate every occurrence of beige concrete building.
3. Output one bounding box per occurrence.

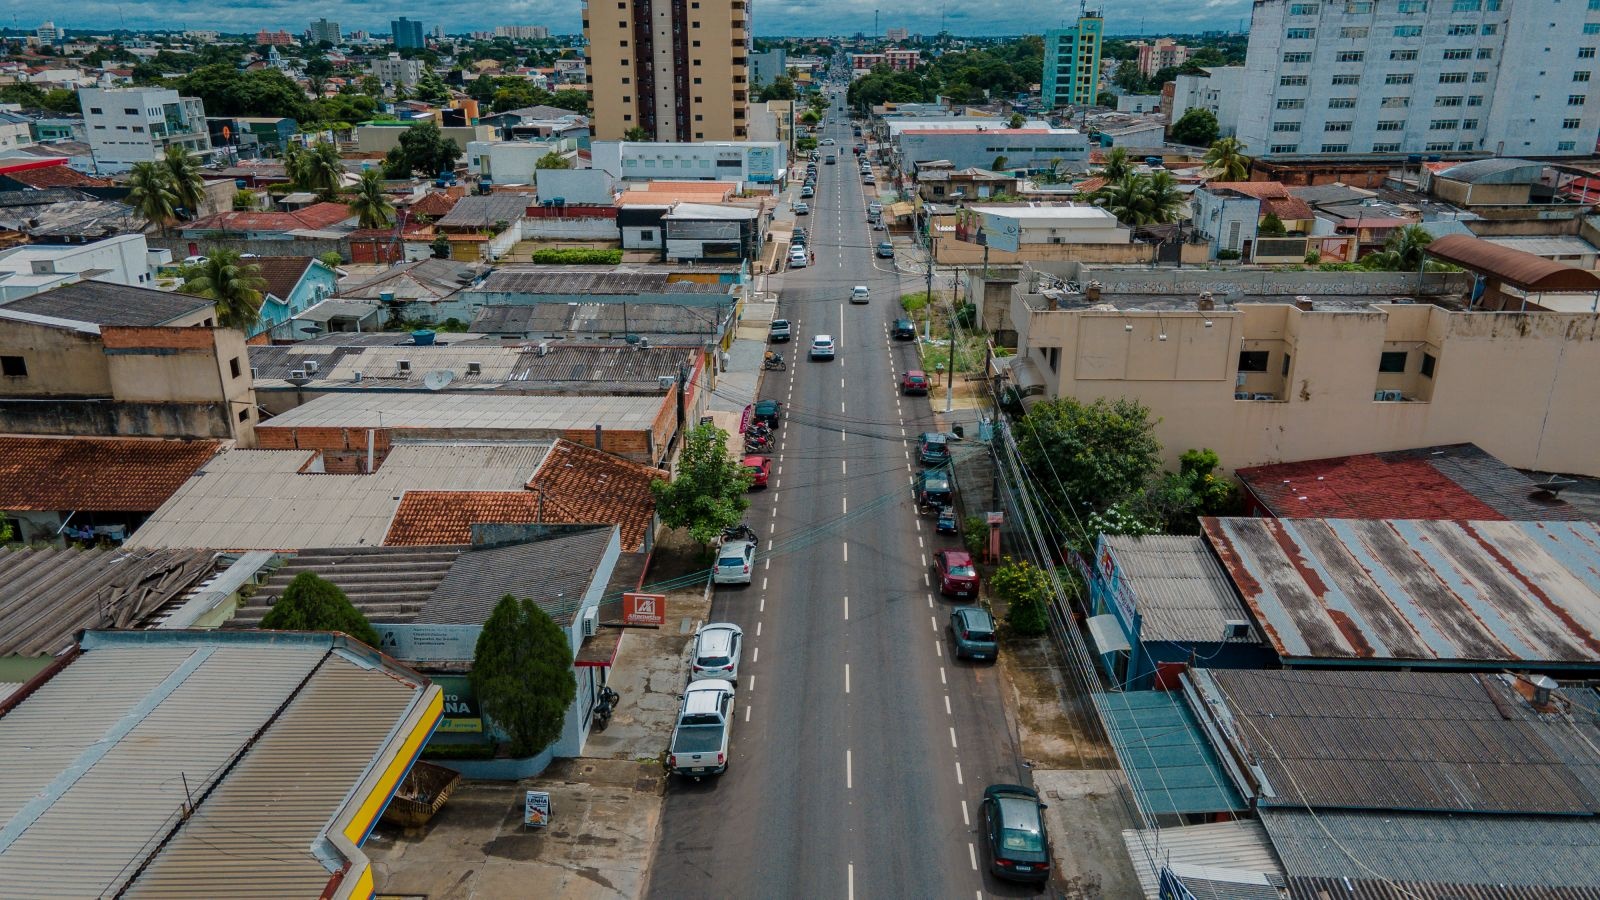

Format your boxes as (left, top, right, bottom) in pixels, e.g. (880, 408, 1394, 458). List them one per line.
(583, 0, 751, 141)
(1006, 283, 1600, 478)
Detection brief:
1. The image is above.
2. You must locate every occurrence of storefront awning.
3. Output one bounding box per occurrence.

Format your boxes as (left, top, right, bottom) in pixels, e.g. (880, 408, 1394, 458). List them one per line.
(1095, 690, 1247, 818)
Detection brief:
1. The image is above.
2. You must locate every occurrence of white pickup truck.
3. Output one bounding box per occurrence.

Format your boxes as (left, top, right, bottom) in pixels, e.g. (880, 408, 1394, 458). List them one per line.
(668, 679, 734, 778)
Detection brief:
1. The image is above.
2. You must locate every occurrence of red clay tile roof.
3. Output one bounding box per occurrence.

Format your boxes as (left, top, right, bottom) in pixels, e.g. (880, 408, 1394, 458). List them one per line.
(383, 491, 543, 546)
(185, 202, 352, 234)
(0, 436, 220, 511)
(408, 191, 459, 218)
(4, 165, 113, 189)
(249, 256, 316, 301)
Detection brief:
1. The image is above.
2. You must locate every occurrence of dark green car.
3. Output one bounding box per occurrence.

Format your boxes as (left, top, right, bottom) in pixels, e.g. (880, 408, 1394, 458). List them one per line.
(981, 784, 1050, 882)
(752, 399, 782, 429)
(891, 318, 916, 340)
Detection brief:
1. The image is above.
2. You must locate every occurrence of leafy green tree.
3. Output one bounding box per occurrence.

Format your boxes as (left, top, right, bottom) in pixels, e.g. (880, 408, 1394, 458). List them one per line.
(1089, 171, 1185, 226)
(161, 145, 207, 218)
(301, 141, 345, 199)
(175, 64, 313, 121)
(382, 121, 462, 178)
(231, 188, 259, 211)
(347, 169, 395, 228)
(1099, 146, 1132, 182)
(260, 571, 382, 647)
(1008, 112, 1025, 129)
(1013, 397, 1163, 540)
(650, 422, 751, 545)
(470, 595, 576, 757)
(319, 251, 344, 268)
(550, 89, 591, 114)
(1202, 137, 1250, 181)
(1258, 212, 1287, 237)
(432, 233, 453, 259)
(126, 162, 177, 234)
(0, 83, 44, 107)
(624, 126, 651, 142)
(414, 70, 451, 103)
(39, 88, 79, 113)
(179, 249, 267, 332)
(1170, 107, 1219, 147)
(305, 57, 334, 79)
(1360, 224, 1441, 272)
(756, 76, 796, 101)
(991, 155, 1009, 171)
(991, 559, 1050, 636)
(536, 151, 572, 169)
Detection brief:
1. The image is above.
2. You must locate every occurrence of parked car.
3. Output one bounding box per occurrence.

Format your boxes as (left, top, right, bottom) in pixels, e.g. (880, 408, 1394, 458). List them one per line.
(868, 201, 882, 219)
(892, 318, 917, 340)
(915, 469, 952, 509)
(948, 606, 998, 661)
(863, 173, 876, 184)
(876, 241, 895, 259)
(668, 679, 734, 777)
(821, 138, 836, 145)
(810, 335, 836, 360)
(769, 318, 792, 342)
(713, 538, 756, 584)
(981, 784, 1051, 882)
(691, 623, 744, 684)
(752, 398, 782, 429)
(900, 370, 929, 395)
(918, 431, 951, 465)
(850, 285, 870, 304)
(799, 186, 814, 198)
(789, 250, 808, 268)
(742, 454, 771, 489)
(794, 202, 810, 215)
(934, 549, 981, 599)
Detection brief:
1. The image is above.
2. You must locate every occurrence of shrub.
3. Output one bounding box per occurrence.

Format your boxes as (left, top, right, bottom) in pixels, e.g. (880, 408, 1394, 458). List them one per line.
(259, 571, 381, 647)
(471, 596, 577, 758)
(531, 247, 624, 265)
(991, 558, 1051, 637)
(1216, 249, 1241, 260)
(961, 515, 987, 556)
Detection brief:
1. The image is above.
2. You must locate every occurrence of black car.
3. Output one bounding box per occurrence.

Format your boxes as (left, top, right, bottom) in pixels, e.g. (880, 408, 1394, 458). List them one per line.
(980, 784, 1050, 882)
(891, 318, 916, 340)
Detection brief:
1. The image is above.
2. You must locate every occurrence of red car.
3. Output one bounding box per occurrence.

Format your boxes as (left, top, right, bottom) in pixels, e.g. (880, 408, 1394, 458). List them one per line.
(742, 454, 772, 489)
(900, 370, 929, 396)
(933, 549, 981, 599)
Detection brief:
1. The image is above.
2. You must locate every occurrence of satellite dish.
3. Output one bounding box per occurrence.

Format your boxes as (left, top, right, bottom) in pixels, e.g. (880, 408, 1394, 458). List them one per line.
(422, 370, 456, 391)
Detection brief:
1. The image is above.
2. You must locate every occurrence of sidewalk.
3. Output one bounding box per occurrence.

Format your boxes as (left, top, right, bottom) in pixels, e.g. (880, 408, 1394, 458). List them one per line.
(582, 585, 711, 762)
(710, 293, 776, 414)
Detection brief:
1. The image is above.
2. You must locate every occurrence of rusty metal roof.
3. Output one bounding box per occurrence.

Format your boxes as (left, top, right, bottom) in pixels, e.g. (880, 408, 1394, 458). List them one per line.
(1426, 233, 1600, 293)
(1201, 517, 1600, 666)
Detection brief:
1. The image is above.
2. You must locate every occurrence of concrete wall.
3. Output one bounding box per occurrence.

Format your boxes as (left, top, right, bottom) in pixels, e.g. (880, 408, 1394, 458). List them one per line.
(1072, 265, 1472, 300)
(933, 238, 1206, 267)
(0, 397, 236, 439)
(147, 235, 350, 262)
(0, 321, 114, 397)
(1013, 297, 1600, 476)
(534, 168, 616, 205)
(522, 216, 622, 241)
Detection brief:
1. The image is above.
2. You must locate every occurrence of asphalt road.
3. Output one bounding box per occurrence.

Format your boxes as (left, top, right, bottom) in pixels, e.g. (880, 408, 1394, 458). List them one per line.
(647, 88, 1043, 899)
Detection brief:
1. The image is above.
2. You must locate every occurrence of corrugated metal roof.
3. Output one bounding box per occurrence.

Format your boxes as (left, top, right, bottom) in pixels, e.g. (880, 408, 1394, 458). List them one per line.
(471, 301, 730, 336)
(1190, 668, 1600, 814)
(257, 391, 664, 431)
(1095, 690, 1246, 818)
(1426, 234, 1600, 293)
(435, 193, 530, 228)
(1201, 517, 1600, 665)
(426, 526, 615, 624)
(1484, 235, 1600, 258)
(0, 281, 213, 326)
(126, 442, 553, 551)
(0, 632, 430, 898)
(474, 266, 735, 296)
(1101, 535, 1257, 643)
(0, 547, 216, 656)
(1123, 821, 1283, 900)
(1264, 808, 1600, 900)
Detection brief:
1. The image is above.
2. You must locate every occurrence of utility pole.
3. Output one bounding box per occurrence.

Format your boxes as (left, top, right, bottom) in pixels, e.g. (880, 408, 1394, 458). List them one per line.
(945, 300, 956, 414)
(924, 238, 934, 341)
(676, 362, 688, 445)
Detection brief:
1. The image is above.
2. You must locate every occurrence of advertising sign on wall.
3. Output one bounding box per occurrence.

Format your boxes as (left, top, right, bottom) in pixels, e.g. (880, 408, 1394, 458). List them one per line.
(377, 623, 483, 662)
(747, 146, 775, 183)
(431, 674, 483, 733)
(624, 592, 667, 626)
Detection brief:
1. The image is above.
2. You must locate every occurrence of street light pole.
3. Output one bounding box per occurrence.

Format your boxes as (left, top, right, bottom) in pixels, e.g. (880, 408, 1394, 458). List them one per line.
(945, 303, 956, 415)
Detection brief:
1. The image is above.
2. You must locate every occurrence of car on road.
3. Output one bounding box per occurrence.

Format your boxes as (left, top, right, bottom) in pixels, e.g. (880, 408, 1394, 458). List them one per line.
(876, 241, 895, 258)
(752, 398, 782, 429)
(868, 201, 883, 217)
(918, 431, 951, 465)
(789, 248, 808, 268)
(854, 141, 866, 152)
(981, 785, 1051, 881)
(900, 370, 929, 395)
(809, 335, 836, 360)
(821, 138, 836, 145)
(892, 318, 917, 340)
(934, 549, 981, 599)
(948, 606, 998, 661)
(668, 679, 734, 778)
(794, 201, 810, 215)
(799, 185, 814, 198)
(873, 220, 887, 231)
(714, 538, 756, 584)
(915, 469, 952, 510)
(850, 285, 870, 304)
(863, 173, 875, 184)
(741, 454, 771, 489)
(691, 623, 744, 683)
(825, 155, 836, 164)
(769, 318, 792, 342)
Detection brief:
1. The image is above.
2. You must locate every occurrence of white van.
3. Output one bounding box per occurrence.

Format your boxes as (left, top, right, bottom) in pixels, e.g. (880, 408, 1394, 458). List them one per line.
(850, 285, 870, 304)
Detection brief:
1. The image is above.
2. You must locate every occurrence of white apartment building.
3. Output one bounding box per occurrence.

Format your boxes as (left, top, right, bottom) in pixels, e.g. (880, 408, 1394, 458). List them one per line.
(1169, 66, 1245, 138)
(590, 141, 787, 187)
(372, 54, 424, 91)
(308, 18, 341, 45)
(494, 25, 549, 40)
(1239, 0, 1600, 157)
(78, 87, 211, 174)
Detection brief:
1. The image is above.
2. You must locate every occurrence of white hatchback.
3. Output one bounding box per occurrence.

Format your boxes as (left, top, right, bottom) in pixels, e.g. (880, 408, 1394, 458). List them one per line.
(713, 539, 756, 584)
(810, 335, 836, 360)
(850, 285, 870, 304)
(691, 623, 744, 684)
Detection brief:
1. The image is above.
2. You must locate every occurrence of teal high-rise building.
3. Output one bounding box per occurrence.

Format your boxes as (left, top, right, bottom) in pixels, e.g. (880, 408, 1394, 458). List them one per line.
(1042, 13, 1103, 109)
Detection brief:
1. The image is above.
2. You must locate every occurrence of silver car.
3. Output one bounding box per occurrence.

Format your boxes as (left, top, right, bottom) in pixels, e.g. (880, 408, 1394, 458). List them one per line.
(713, 539, 756, 584)
(691, 623, 744, 684)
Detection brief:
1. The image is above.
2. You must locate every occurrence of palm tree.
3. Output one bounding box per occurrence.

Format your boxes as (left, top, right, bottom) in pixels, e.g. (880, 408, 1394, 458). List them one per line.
(282, 143, 309, 190)
(347, 169, 395, 229)
(1100, 146, 1132, 182)
(160, 145, 206, 219)
(1142, 170, 1186, 224)
(126, 161, 177, 234)
(1203, 137, 1250, 181)
(1090, 172, 1186, 226)
(303, 141, 345, 199)
(1361, 224, 1434, 271)
(180, 249, 267, 333)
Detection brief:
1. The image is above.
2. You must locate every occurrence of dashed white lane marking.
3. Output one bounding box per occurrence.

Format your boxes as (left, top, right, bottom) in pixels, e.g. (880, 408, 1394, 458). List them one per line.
(753, 646, 760, 662)
(944, 694, 952, 715)
(771, 506, 778, 518)
(924, 572, 931, 586)
(775, 479, 781, 489)
(961, 800, 970, 826)
(936, 640, 943, 658)
(843, 542, 849, 562)
(918, 535, 924, 549)
(949, 727, 958, 749)
(842, 460, 847, 474)
(915, 519, 921, 531)
(759, 595, 765, 612)
(757, 620, 763, 637)
(748, 675, 754, 692)
(845, 663, 851, 693)
(745, 705, 752, 722)
(930, 615, 938, 631)
(769, 522, 776, 534)
(848, 864, 855, 900)
(842, 497, 848, 514)
(764, 558, 771, 571)
(940, 666, 947, 685)
(843, 595, 849, 620)
(847, 749, 854, 789)
(967, 843, 977, 871)
(956, 761, 964, 785)
(761, 577, 768, 590)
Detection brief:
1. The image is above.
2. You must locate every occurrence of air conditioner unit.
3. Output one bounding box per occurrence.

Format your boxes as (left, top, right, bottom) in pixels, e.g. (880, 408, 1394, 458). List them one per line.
(1374, 390, 1387, 401)
(352, 370, 363, 382)
(249, 366, 258, 379)
(1223, 619, 1251, 640)
(581, 606, 599, 638)
(290, 368, 306, 379)
(396, 359, 412, 373)
(1252, 392, 1275, 401)
(466, 361, 482, 376)
(1382, 389, 1404, 401)
(658, 375, 676, 389)
(1234, 391, 1250, 400)
(303, 360, 319, 374)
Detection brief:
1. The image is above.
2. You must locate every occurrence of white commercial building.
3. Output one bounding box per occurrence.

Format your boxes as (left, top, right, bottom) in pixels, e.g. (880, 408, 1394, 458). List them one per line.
(0, 234, 164, 302)
(895, 127, 1089, 172)
(78, 87, 211, 174)
(372, 54, 424, 90)
(589, 140, 786, 187)
(965, 205, 1130, 249)
(1239, 0, 1600, 157)
(1169, 67, 1245, 138)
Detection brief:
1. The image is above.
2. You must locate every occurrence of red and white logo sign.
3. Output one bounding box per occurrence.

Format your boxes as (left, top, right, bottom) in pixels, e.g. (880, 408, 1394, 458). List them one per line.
(623, 592, 667, 626)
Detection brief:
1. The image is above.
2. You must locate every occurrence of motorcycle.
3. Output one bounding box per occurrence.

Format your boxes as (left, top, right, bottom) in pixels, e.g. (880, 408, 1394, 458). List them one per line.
(744, 434, 773, 452)
(593, 685, 621, 730)
(722, 524, 759, 544)
(763, 352, 786, 371)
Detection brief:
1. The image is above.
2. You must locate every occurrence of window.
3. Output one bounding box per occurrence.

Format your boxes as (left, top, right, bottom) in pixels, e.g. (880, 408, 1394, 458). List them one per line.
(88, 106, 102, 114)
(1559, 140, 1578, 151)
(1332, 74, 1360, 84)
(1587, 23, 1600, 34)
(1377, 120, 1405, 130)
(1443, 49, 1472, 60)
(1592, 0, 1600, 8)
(1471, 71, 1489, 82)
(1426, 141, 1456, 150)
(229, 357, 241, 379)
(1281, 75, 1309, 86)
(1378, 351, 1408, 373)
(1398, 0, 1428, 10)
(1583, 48, 1598, 59)
(1348, 0, 1374, 9)
(1289, 2, 1320, 11)
(1287, 28, 1316, 39)
(1278, 98, 1306, 109)
(1329, 97, 1357, 108)
(237, 408, 250, 423)
(1283, 52, 1312, 62)
(1326, 121, 1353, 131)
(640, 229, 655, 241)
(1372, 142, 1403, 151)
(1321, 143, 1350, 152)
(1430, 119, 1460, 129)
(1394, 26, 1423, 38)
(1386, 73, 1414, 84)
(1577, 71, 1594, 82)
(1468, 95, 1484, 106)
(0, 356, 25, 377)
(1482, 23, 1497, 34)
(1382, 96, 1410, 108)
(1340, 27, 1368, 38)
(1283, 354, 1293, 376)
(1451, 0, 1478, 8)
(1336, 51, 1365, 62)
(1392, 49, 1419, 60)
(1572, 94, 1589, 105)
(1270, 144, 1301, 153)
(1274, 121, 1303, 132)
(1564, 117, 1584, 128)
(1447, 24, 1477, 35)
(1461, 118, 1479, 129)
(1436, 95, 1463, 106)
(1476, 48, 1493, 59)
(1439, 72, 1467, 83)
(1238, 351, 1269, 372)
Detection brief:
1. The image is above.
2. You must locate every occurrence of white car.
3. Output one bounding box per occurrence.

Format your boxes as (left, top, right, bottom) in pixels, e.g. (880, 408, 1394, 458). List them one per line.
(850, 285, 870, 304)
(789, 248, 808, 268)
(713, 539, 756, 584)
(182, 255, 208, 265)
(810, 335, 836, 360)
(821, 138, 836, 145)
(691, 623, 744, 684)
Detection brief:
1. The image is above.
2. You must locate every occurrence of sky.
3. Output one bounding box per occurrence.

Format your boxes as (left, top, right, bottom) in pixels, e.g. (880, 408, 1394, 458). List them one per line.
(10, 0, 1254, 39)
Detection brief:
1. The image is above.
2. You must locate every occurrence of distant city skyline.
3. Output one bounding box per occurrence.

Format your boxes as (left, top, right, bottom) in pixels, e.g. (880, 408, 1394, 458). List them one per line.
(9, 0, 1253, 39)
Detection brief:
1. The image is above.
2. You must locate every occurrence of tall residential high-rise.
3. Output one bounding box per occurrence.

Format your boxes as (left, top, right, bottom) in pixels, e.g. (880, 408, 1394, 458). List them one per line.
(1238, 0, 1600, 157)
(584, 0, 751, 141)
(1041, 13, 1104, 109)
(495, 25, 551, 40)
(35, 22, 61, 44)
(1133, 38, 1191, 76)
(308, 18, 341, 45)
(391, 17, 426, 50)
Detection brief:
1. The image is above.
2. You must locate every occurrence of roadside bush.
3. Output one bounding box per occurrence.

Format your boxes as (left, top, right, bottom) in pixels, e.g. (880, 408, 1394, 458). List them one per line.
(962, 515, 987, 556)
(422, 741, 498, 760)
(991, 558, 1050, 637)
(531, 247, 623, 265)
(900, 292, 928, 313)
(1216, 249, 1241, 260)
